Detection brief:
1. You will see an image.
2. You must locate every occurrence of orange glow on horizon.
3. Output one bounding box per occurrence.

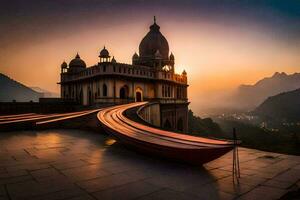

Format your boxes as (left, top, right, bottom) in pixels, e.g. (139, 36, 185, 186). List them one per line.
(1, 18, 299, 115)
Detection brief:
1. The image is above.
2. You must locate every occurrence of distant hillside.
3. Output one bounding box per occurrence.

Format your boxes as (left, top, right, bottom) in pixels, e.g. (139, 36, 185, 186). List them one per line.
(30, 87, 59, 98)
(253, 88, 300, 122)
(188, 110, 223, 137)
(0, 73, 42, 102)
(233, 72, 300, 110)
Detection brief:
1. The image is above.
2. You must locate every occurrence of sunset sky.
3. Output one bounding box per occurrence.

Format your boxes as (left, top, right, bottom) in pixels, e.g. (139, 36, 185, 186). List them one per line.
(1, 0, 299, 113)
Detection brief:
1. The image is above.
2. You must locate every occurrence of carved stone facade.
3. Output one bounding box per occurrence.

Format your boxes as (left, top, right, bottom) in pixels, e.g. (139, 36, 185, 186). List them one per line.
(59, 18, 189, 132)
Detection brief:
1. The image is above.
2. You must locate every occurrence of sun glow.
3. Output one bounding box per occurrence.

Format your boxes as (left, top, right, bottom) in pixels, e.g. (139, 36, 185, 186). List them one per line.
(1, 13, 299, 115)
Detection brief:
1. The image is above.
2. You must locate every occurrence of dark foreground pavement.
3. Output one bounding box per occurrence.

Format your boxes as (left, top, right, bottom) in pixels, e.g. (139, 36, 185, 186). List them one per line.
(0, 129, 299, 200)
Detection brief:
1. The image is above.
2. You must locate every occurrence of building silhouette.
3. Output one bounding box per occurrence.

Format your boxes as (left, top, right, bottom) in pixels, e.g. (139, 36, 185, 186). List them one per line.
(59, 17, 189, 132)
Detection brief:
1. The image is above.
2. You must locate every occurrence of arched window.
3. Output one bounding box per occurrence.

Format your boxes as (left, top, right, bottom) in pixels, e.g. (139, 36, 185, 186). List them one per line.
(88, 88, 92, 105)
(164, 119, 172, 129)
(97, 86, 100, 97)
(79, 89, 83, 104)
(162, 85, 165, 97)
(165, 85, 168, 97)
(103, 84, 107, 97)
(119, 85, 129, 99)
(177, 118, 184, 131)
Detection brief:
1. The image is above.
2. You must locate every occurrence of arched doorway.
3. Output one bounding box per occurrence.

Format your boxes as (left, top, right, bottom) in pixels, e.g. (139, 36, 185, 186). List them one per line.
(136, 92, 142, 102)
(119, 85, 129, 99)
(135, 87, 143, 102)
(164, 119, 172, 129)
(177, 118, 184, 132)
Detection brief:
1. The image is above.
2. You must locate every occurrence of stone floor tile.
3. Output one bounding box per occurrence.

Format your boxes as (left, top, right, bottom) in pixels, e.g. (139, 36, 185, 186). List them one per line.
(136, 189, 196, 200)
(123, 168, 159, 181)
(216, 179, 255, 195)
(81, 156, 112, 165)
(39, 154, 87, 164)
(52, 160, 89, 170)
(0, 169, 28, 178)
(6, 163, 50, 172)
(0, 175, 33, 185)
(66, 194, 95, 200)
(30, 187, 86, 200)
(220, 175, 267, 187)
(77, 173, 138, 193)
(100, 160, 147, 174)
(61, 164, 111, 181)
(92, 181, 162, 200)
(273, 169, 300, 184)
(30, 168, 61, 179)
(262, 179, 295, 189)
(145, 170, 214, 192)
(0, 130, 299, 200)
(237, 185, 286, 200)
(12, 153, 36, 161)
(208, 168, 232, 180)
(293, 164, 300, 170)
(249, 171, 279, 179)
(6, 179, 77, 200)
(33, 151, 64, 159)
(34, 173, 73, 185)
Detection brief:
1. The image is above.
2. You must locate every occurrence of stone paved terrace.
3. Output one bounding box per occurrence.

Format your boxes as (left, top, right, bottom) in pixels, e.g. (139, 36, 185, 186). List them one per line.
(0, 129, 299, 200)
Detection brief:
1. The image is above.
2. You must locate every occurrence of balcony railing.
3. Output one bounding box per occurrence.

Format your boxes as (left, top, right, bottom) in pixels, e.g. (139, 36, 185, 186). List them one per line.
(61, 63, 187, 84)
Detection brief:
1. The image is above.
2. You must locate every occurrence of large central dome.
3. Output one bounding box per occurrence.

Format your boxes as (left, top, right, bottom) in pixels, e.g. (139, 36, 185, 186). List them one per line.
(139, 18, 169, 60)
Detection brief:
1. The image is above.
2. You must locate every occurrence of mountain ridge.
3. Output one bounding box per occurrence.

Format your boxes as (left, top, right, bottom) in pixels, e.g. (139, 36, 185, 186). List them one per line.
(233, 72, 300, 110)
(253, 88, 300, 122)
(0, 73, 42, 102)
(30, 87, 59, 98)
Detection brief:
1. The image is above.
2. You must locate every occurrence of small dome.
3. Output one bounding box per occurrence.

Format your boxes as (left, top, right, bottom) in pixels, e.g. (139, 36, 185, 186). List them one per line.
(132, 52, 139, 60)
(99, 46, 110, 58)
(182, 70, 187, 75)
(61, 61, 67, 68)
(69, 53, 86, 68)
(170, 53, 174, 60)
(111, 56, 116, 63)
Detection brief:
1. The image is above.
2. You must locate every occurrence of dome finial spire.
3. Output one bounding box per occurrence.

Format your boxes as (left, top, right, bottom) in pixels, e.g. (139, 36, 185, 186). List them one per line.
(154, 16, 156, 23)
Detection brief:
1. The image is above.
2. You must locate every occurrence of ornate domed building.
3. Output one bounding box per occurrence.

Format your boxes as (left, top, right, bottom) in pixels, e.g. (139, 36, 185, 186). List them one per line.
(67, 53, 86, 73)
(59, 17, 189, 132)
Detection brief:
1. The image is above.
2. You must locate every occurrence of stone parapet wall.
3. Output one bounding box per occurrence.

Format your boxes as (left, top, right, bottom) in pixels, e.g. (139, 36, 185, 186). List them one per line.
(137, 102, 161, 127)
(137, 102, 189, 132)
